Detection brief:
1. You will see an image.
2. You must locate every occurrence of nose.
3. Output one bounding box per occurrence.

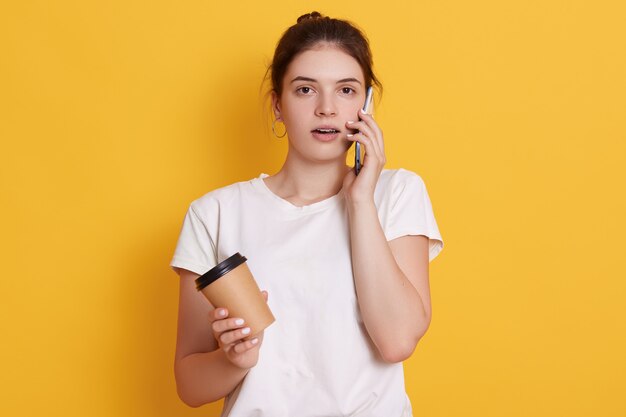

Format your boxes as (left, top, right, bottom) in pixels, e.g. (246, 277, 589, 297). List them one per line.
(315, 93, 337, 117)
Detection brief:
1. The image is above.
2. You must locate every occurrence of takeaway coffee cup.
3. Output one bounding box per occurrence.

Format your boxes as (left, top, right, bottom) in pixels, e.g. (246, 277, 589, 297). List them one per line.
(195, 252, 275, 339)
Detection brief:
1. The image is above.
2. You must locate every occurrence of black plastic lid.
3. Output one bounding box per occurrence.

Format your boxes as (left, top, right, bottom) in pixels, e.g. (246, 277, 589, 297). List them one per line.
(195, 252, 247, 291)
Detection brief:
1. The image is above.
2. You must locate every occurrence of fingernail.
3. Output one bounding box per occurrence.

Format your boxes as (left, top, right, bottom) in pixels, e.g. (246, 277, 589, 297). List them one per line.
(218, 309, 226, 317)
(251, 338, 259, 345)
(242, 327, 251, 335)
(347, 134, 354, 137)
(347, 120, 354, 124)
(235, 318, 244, 326)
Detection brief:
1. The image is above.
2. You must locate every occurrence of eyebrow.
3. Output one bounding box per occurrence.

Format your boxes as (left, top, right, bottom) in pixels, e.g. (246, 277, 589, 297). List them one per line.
(290, 76, 362, 85)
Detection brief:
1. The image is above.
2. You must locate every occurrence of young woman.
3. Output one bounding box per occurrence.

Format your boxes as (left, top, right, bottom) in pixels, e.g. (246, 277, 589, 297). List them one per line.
(170, 11, 444, 417)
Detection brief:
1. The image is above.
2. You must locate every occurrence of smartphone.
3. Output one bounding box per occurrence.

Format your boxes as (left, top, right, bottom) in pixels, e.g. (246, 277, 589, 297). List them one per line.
(355, 86, 374, 175)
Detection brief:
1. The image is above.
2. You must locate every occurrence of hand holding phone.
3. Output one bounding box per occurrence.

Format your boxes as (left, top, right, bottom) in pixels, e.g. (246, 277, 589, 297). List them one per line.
(354, 86, 374, 176)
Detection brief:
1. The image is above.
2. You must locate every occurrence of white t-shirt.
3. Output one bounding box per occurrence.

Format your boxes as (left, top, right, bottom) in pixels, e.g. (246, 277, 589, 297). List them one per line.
(170, 168, 444, 417)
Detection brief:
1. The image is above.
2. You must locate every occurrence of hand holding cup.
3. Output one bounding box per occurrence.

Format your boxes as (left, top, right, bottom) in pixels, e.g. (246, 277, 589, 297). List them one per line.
(209, 290, 269, 369)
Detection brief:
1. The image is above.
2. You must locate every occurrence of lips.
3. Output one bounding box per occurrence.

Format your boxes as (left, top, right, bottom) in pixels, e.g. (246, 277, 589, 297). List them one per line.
(312, 130, 340, 142)
(311, 125, 341, 134)
(310, 125, 342, 142)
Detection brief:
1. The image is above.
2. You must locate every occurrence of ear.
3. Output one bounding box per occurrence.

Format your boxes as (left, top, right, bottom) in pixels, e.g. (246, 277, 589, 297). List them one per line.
(271, 91, 282, 121)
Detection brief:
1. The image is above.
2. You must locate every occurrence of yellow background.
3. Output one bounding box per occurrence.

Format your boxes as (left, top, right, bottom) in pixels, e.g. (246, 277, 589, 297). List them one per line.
(1, 0, 625, 416)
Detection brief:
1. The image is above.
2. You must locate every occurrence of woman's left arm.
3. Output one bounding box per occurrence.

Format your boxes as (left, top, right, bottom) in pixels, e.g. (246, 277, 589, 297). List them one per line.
(343, 110, 432, 364)
(347, 203, 431, 364)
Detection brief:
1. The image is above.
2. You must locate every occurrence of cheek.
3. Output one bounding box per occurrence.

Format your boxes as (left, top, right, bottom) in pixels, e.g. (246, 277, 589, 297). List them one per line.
(282, 103, 312, 126)
(343, 106, 361, 122)
(342, 99, 363, 116)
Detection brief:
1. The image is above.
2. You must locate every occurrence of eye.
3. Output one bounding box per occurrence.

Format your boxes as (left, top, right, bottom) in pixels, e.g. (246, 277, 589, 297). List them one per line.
(341, 87, 356, 95)
(296, 86, 313, 95)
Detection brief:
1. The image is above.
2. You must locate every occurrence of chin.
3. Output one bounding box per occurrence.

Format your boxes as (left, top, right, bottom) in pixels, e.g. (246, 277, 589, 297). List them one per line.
(298, 148, 346, 164)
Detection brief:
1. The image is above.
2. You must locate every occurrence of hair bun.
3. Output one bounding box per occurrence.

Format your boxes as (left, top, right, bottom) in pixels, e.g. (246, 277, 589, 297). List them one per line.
(297, 11, 323, 24)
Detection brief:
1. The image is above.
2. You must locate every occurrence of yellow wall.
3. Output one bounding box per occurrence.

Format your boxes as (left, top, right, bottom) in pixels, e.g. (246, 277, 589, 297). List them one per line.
(2, 1, 625, 416)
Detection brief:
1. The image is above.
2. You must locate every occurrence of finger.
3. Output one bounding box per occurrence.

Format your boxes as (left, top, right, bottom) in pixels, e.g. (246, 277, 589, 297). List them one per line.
(233, 337, 259, 354)
(209, 308, 228, 323)
(212, 317, 246, 334)
(347, 120, 376, 141)
(357, 109, 385, 156)
(220, 326, 251, 345)
(347, 131, 381, 164)
(359, 108, 383, 139)
(346, 120, 383, 158)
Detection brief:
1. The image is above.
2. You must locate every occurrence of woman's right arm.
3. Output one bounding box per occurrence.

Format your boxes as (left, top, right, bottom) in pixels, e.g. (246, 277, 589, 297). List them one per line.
(174, 268, 260, 407)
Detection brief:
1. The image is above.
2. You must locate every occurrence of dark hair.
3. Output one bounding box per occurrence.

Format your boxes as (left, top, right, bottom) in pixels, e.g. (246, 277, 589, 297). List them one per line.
(267, 11, 382, 97)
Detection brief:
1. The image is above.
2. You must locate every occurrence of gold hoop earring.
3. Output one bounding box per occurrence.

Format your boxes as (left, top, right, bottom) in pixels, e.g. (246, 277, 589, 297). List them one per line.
(272, 119, 287, 138)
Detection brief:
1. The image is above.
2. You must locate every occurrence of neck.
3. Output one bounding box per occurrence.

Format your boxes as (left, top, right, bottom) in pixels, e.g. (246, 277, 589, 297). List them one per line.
(266, 149, 351, 202)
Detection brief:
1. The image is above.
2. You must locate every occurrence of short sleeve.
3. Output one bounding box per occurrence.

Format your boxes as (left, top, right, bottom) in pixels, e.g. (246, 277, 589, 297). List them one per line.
(383, 170, 444, 262)
(169, 203, 218, 276)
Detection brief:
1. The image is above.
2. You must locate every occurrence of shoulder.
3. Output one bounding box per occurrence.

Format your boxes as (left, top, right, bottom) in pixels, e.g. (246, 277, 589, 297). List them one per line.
(377, 168, 426, 194)
(188, 177, 255, 214)
(380, 167, 423, 182)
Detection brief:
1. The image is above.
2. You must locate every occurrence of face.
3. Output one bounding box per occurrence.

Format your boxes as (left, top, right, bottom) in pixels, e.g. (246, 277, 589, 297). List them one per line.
(272, 44, 367, 163)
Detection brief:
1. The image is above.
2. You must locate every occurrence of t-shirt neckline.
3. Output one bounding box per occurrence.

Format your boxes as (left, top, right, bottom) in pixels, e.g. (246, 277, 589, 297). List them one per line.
(251, 173, 344, 213)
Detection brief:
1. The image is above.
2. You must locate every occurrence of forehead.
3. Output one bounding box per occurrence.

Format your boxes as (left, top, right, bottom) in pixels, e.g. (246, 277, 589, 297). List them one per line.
(285, 44, 365, 84)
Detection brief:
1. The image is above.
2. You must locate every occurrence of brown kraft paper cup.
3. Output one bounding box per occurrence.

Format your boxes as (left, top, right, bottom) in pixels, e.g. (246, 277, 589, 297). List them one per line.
(195, 252, 275, 339)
